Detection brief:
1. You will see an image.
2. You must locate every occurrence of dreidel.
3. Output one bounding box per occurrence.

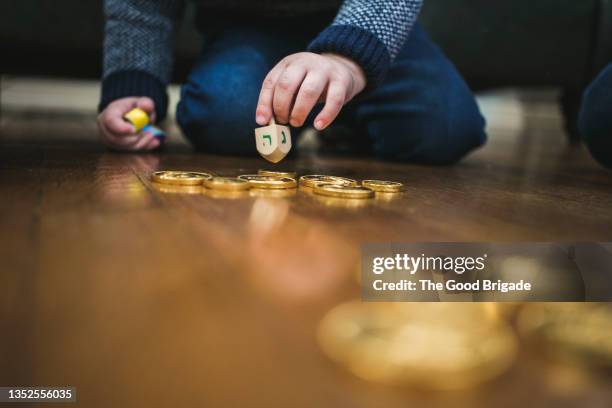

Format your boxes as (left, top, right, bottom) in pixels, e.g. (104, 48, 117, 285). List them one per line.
(254, 117, 291, 163)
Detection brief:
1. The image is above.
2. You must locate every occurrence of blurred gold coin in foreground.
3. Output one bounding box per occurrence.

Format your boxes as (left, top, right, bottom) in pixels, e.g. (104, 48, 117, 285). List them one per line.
(258, 169, 298, 179)
(313, 184, 374, 199)
(299, 175, 357, 188)
(238, 174, 297, 189)
(362, 180, 403, 193)
(203, 177, 250, 191)
(518, 303, 612, 367)
(318, 302, 518, 390)
(151, 171, 213, 186)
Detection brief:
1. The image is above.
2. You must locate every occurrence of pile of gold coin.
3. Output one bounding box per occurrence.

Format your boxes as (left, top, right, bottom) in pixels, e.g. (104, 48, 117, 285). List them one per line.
(318, 302, 518, 390)
(313, 184, 375, 199)
(238, 175, 297, 189)
(298, 175, 403, 199)
(151, 170, 296, 191)
(258, 169, 297, 179)
(151, 170, 403, 200)
(299, 175, 357, 188)
(362, 180, 403, 193)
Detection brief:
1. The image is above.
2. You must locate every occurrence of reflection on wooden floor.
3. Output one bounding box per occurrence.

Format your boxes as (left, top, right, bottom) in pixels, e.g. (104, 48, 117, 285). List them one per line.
(1, 83, 612, 407)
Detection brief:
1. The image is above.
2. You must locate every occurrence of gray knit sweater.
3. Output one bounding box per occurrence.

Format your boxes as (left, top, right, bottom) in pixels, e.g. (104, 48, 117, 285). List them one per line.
(100, 0, 422, 120)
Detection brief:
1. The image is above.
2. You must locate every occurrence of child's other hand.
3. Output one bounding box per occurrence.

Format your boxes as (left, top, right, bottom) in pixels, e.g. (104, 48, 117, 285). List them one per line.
(256, 52, 366, 130)
(97, 97, 160, 151)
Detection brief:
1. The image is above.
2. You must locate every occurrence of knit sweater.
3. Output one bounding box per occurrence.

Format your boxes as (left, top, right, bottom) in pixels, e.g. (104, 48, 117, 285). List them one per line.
(100, 0, 422, 120)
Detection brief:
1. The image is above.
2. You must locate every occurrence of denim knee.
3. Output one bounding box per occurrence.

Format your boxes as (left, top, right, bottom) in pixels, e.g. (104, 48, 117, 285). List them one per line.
(578, 64, 612, 169)
(362, 25, 487, 165)
(368, 91, 486, 165)
(176, 49, 266, 155)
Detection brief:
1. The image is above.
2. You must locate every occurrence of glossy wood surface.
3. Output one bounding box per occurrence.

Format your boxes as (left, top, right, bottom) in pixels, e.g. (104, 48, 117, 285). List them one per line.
(1, 109, 612, 407)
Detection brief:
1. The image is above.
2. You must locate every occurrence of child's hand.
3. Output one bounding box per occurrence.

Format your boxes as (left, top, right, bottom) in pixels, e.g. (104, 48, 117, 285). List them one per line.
(97, 97, 160, 151)
(256, 52, 366, 130)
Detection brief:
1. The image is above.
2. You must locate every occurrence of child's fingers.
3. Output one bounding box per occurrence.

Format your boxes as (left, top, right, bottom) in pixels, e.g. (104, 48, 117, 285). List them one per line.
(130, 132, 155, 151)
(272, 65, 307, 124)
(97, 118, 137, 145)
(136, 97, 156, 122)
(290, 72, 327, 127)
(105, 132, 151, 152)
(103, 102, 138, 134)
(144, 137, 161, 151)
(101, 135, 140, 151)
(256, 65, 285, 125)
(105, 133, 141, 149)
(100, 121, 143, 148)
(107, 114, 136, 134)
(314, 80, 347, 130)
(136, 97, 154, 112)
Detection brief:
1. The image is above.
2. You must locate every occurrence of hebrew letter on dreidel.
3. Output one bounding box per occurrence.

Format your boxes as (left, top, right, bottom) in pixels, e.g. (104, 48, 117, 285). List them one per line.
(254, 117, 292, 163)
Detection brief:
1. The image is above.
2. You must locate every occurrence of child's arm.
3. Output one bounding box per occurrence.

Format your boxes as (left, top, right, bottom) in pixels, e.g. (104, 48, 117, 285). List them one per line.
(256, 0, 422, 131)
(98, 0, 184, 151)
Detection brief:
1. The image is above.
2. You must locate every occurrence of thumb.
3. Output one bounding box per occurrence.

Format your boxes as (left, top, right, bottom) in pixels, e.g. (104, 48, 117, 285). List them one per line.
(137, 97, 156, 123)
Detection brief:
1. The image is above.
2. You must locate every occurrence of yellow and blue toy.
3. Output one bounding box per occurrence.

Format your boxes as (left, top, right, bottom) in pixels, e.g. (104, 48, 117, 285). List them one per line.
(142, 124, 166, 141)
(123, 108, 149, 132)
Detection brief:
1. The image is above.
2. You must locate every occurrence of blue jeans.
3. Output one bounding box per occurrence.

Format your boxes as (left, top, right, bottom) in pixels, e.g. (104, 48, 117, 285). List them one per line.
(176, 22, 486, 164)
(578, 63, 612, 169)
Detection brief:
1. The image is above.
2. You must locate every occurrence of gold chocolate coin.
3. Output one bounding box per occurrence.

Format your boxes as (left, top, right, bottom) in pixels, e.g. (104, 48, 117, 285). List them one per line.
(518, 303, 612, 367)
(362, 180, 403, 193)
(238, 175, 297, 189)
(151, 171, 213, 186)
(318, 302, 518, 390)
(312, 194, 371, 209)
(313, 183, 374, 199)
(249, 188, 297, 198)
(299, 175, 357, 188)
(151, 183, 202, 195)
(204, 189, 250, 199)
(203, 177, 250, 191)
(258, 169, 298, 179)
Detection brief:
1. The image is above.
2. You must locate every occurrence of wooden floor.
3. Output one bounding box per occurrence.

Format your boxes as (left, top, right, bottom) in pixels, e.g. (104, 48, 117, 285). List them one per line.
(1, 91, 612, 407)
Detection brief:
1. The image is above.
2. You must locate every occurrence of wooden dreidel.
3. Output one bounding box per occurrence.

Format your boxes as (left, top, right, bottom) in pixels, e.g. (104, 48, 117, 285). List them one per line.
(254, 117, 291, 163)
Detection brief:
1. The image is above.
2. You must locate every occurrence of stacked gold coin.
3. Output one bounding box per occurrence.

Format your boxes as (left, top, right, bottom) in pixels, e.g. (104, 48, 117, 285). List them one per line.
(313, 184, 375, 199)
(238, 174, 297, 189)
(258, 169, 298, 179)
(151, 171, 213, 186)
(362, 180, 403, 193)
(203, 177, 250, 191)
(318, 302, 518, 390)
(299, 175, 357, 188)
(151, 170, 404, 200)
(299, 175, 403, 200)
(151, 184, 203, 195)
